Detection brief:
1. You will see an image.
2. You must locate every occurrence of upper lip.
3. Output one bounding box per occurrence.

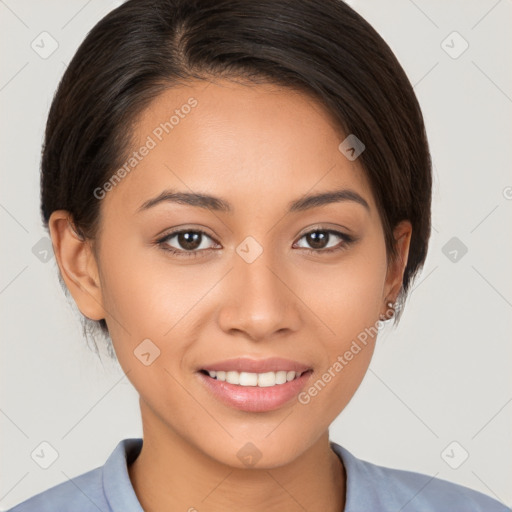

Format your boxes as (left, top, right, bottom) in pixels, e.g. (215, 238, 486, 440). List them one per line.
(200, 357, 311, 374)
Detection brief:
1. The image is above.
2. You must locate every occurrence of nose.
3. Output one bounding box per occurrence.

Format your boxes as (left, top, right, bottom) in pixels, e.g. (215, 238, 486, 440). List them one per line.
(217, 247, 302, 342)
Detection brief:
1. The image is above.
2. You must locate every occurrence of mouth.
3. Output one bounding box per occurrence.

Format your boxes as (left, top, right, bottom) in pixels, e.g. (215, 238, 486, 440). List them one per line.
(196, 358, 313, 412)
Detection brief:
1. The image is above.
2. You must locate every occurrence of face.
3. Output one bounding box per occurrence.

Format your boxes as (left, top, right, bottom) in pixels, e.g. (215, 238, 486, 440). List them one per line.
(52, 78, 411, 469)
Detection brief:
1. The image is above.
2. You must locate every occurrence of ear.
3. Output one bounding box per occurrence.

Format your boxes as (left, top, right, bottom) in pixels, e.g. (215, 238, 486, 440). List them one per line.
(382, 220, 412, 305)
(48, 210, 105, 321)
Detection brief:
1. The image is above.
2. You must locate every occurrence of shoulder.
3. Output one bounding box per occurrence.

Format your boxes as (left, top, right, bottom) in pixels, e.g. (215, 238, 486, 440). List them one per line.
(6, 438, 144, 512)
(331, 442, 510, 512)
(5, 467, 106, 512)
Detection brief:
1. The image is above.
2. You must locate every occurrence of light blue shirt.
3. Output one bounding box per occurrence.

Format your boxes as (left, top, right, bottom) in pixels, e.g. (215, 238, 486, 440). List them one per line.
(6, 438, 509, 511)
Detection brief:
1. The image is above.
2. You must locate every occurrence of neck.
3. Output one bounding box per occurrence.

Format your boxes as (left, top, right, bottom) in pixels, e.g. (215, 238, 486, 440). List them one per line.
(128, 403, 346, 512)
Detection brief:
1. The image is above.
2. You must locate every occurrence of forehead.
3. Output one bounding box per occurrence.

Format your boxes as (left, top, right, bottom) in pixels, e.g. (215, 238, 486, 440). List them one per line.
(102, 78, 375, 216)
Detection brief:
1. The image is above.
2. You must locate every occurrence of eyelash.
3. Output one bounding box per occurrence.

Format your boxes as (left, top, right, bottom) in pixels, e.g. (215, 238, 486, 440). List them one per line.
(155, 228, 356, 258)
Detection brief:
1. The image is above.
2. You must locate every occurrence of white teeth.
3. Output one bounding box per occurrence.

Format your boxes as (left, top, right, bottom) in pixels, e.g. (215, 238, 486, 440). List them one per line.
(257, 371, 276, 387)
(275, 371, 287, 384)
(206, 369, 304, 387)
(226, 371, 239, 385)
(239, 372, 258, 386)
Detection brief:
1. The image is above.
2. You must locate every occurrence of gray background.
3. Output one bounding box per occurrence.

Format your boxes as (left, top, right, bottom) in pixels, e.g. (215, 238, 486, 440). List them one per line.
(1, 0, 511, 509)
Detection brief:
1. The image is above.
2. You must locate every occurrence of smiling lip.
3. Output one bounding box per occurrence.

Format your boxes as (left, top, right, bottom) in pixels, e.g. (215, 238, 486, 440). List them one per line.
(197, 357, 313, 412)
(200, 357, 311, 374)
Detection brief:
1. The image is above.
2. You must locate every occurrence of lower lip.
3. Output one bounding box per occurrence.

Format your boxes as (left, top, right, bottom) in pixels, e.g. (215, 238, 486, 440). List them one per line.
(198, 371, 313, 412)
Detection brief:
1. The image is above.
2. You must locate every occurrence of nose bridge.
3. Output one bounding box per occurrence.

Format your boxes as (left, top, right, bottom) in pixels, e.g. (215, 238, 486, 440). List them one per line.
(218, 237, 299, 339)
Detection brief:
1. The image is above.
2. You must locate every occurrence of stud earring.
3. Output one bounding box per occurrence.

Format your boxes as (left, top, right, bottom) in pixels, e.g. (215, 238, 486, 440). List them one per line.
(379, 300, 396, 322)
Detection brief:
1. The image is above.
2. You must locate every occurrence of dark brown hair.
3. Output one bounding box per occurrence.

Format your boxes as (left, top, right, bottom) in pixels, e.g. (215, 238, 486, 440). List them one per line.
(41, 0, 432, 358)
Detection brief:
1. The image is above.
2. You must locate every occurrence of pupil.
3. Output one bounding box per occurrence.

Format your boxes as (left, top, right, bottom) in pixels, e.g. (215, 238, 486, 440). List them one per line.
(308, 231, 327, 249)
(179, 232, 201, 250)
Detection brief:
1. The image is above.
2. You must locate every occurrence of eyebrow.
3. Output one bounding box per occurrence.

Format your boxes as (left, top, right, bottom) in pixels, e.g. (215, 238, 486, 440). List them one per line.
(137, 188, 370, 214)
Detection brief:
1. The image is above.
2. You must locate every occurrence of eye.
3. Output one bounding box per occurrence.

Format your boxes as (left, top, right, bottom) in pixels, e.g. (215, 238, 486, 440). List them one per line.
(156, 229, 219, 257)
(156, 226, 356, 258)
(294, 228, 355, 254)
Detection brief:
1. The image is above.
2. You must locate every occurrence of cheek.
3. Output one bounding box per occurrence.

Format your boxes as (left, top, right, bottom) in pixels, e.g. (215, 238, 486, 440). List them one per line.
(97, 239, 220, 384)
(98, 237, 200, 336)
(300, 246, 386, 341)
(294, 245, 386, 419)
(296, 288, 380, 431)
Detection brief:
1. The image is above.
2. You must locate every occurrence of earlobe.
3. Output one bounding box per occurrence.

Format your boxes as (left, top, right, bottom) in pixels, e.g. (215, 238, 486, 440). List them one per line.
(48, 210, 105, 322)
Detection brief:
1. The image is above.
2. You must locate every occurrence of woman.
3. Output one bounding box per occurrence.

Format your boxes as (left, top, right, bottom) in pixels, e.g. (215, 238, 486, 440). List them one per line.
(7, 0, 508, 510)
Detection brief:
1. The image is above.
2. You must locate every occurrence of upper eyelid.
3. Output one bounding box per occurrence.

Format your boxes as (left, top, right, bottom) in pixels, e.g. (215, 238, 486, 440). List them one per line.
(159, 228, 218, 244)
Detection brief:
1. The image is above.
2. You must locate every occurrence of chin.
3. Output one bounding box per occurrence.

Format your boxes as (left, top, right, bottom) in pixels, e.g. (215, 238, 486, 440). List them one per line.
(198, 434, 310, 470)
